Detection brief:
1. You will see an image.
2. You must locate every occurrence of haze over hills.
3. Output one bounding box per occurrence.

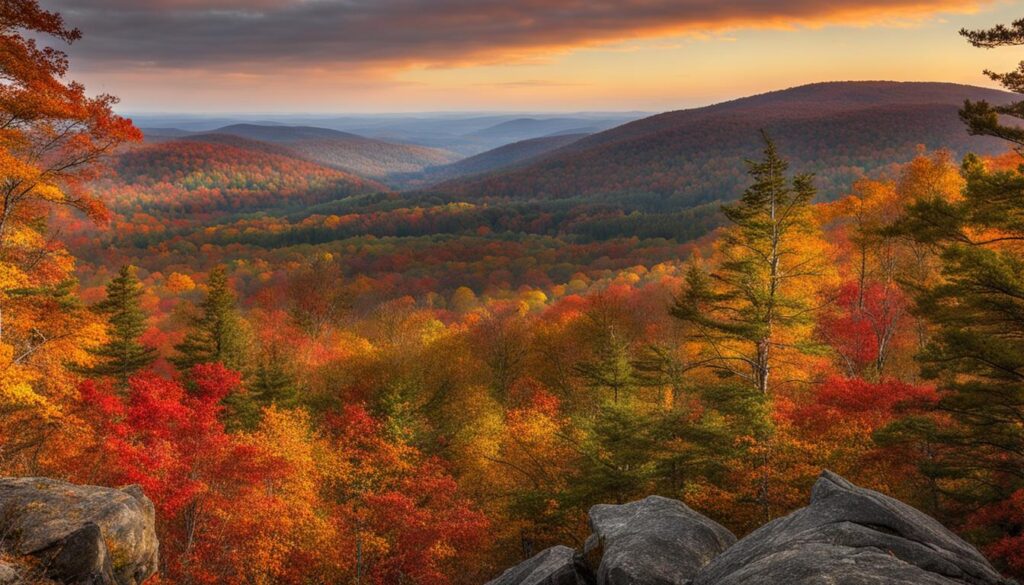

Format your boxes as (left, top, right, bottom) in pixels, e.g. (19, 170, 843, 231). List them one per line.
(468, 118, 614, 143)
(432, 81, 1013, 207)
(141, 124, 458, 183)
(135, 113, 646, 156)
(191, 124, 459, 181)
(399, 132, 590, 188)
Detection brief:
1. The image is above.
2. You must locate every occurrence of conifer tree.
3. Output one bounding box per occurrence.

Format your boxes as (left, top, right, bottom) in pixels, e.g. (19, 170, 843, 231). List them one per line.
(878, 23, 1024, 568)
(893, 119, 1024, 516)
(575, 326, 634, 404)
(672, 132, 827, 521)
(79, 265, 156, 388)
(672, 132, 824, 396)
(959, 19, 1024, 150)
(226, 350, 298, 430)
(251, 352, 297, 407)
(171, 266, 246, 372)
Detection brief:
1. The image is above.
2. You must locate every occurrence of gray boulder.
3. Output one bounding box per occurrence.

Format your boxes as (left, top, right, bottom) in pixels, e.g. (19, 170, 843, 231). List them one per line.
(0, 477, 158, 585)
(584, 495, 736, 585)
(691, 470, 1015, 585)
(485, 545, 588, 585)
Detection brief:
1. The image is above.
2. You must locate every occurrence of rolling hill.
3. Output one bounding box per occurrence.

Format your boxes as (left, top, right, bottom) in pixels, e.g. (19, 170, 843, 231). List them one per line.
(207, 124, 459, 181)
(433, 82, 1014, 207)
(110, 135, 386, 216)
(137, 113, 648, 156)
(402, 133, 590, 187)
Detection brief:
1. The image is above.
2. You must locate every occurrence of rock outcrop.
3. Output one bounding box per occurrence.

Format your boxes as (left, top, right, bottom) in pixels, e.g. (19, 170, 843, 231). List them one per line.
(487, 496, 735, 585)
(0, 477, 158, 585)
(486, 471, 1016, 585)
(486, 546, 587, 585)
(692, 471, 1014, 585)
(583, 496, 736, 585)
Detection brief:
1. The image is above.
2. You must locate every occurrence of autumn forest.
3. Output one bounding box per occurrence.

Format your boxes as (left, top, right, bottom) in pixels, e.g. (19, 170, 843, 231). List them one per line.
(6, 1, 1024, 584)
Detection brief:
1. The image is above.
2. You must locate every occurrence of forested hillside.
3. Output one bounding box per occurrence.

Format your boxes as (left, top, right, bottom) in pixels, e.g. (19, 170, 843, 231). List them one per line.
(201, 123, 459, 180)
(4, 3, 1024, 585)
(112, 137, 385, 214)
(435, 82, 1012, 205)
(400, 133, 590, 187)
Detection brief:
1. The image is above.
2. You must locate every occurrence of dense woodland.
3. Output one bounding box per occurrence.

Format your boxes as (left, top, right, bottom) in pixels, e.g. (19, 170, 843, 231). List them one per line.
(5, 3, 1024, 584)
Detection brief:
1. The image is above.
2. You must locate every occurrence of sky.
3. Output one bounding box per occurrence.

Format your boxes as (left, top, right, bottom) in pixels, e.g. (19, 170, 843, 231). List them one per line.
(42, 0, 1024, 114)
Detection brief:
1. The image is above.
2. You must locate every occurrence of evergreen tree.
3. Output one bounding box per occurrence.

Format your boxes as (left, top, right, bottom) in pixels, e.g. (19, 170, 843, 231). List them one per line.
(575, 325, 634, 404)
(959, 19, 1024, 150)
(226, 350, 299, 430)
(78, 265, 156, 388)
(672, 132, 824, 396)
(671, 132, 827, 521)
(171, 266, 246, 372)
(251, 352, 297, 407)
(892, 136, 1024, 512)
(877, 23, 1024, 569)
(570, 402, 661, 506)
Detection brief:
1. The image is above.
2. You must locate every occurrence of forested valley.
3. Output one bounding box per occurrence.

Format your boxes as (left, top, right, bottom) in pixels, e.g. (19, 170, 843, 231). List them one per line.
(5, 2, 1024, 584)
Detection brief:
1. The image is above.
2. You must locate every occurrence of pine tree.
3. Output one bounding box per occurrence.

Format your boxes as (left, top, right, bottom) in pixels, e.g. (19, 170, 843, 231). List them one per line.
(671, 132, 827, 521)
(892, 133, 1024, 516)
(251, 352, 297, 407)
(878, 23, 1024, 570)
(78, 265, 156, 388)
(226, 351, 299, 430)
(672, 132, 824, 396)
(575, 326, 634, 404)
(570, 402, 660, 506)
(959, 19, 1024, 151)
(171, 266, 246, 372)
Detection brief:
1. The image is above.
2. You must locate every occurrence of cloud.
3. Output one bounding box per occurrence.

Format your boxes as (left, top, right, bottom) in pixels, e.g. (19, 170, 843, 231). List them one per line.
(48, 0, 989, 73)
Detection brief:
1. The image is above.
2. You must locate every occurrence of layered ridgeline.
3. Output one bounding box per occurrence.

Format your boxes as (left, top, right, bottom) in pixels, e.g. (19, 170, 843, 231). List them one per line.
(400, 133, 591, 188)
(431, 81, 1013, 207)
(145, 124, 459, 182)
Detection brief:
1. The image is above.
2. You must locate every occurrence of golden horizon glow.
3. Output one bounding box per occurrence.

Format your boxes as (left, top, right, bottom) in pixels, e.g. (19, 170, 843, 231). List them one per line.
(52, 0, 1024, 113)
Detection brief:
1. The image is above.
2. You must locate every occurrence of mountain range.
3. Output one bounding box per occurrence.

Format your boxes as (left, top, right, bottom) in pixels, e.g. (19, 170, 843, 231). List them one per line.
(429, 81, 1012, 207)
(129, 82, 1015, 233)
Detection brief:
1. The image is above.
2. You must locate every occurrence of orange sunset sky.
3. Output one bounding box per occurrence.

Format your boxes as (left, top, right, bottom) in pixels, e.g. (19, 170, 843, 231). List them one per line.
(48, 0, 1024, 113)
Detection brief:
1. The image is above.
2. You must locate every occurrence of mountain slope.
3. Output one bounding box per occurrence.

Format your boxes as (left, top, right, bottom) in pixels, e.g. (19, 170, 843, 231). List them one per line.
(110, 137, 385, 216)
(408, 133, 589, 186)
(435, 82, 1013, 206)
(211, 123, 459, 181)
(469, 117, 614, 142)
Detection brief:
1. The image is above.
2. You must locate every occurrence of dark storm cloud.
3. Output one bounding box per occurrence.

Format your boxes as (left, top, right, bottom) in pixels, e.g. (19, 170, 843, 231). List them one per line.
(47, 0, 984, 70)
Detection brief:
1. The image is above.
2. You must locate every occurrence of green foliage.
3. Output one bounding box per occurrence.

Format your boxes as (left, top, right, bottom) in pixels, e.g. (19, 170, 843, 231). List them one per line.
(171, 266, 248, 372)
(960, 19, 1024, 151)
(78, 265, 156, 388)
(570, 401, 662, 506)
(896, 166, 1024, 498)
(574, 325, 634, 404)
(225, 351, 299, 430)
(672, 133, 822, 395)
